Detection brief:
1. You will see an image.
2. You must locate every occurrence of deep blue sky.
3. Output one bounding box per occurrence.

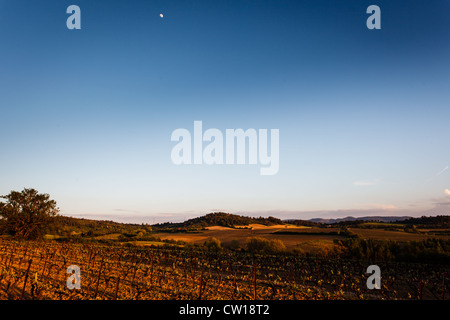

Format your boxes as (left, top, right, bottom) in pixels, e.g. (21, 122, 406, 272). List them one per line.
(1, 0, 449, 222)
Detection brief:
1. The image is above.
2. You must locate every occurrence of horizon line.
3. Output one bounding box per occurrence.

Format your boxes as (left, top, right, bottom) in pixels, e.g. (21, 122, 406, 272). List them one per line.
(59, 208, 446, 225)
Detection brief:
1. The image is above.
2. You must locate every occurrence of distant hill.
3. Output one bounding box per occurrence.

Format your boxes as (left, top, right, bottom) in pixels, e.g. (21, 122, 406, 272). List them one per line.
(45, 213, 449, 240)
(401, 215, 450, 228)
(46, 215, 149, 237)
(153, 212, 283, 232)
(282, 219, 322, 227)
(307, 216, 412, 224)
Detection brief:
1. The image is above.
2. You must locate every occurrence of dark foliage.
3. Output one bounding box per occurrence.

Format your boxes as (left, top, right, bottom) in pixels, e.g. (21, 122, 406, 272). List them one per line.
(401, 216, 450, 228)
(335, 238, 450, 263)
(153, 212, 283, 232)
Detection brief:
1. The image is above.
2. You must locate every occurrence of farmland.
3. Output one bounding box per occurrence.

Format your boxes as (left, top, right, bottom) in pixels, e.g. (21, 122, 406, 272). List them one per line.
(0, 238, 449, 300)
(152, 223, 449, 252)
(0, 212, 449, 300)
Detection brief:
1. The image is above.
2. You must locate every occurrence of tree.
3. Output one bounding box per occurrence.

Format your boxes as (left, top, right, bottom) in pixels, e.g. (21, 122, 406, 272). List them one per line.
(0, 188, 59, 239)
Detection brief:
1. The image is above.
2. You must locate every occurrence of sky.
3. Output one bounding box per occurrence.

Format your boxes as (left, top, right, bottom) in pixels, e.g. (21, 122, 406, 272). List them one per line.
(0, 0, 449, 223)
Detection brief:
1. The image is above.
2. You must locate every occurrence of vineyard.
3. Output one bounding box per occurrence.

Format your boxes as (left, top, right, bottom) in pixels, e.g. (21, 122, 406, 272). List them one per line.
(0, 239, 448, 300)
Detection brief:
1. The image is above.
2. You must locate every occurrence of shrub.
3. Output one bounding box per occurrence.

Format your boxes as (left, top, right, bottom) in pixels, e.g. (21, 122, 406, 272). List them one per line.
(245, 237, 286, 254)
(334, 238, 450, 263)
(223, 239, 241, 251)
(292, 247, 306, 256)
(204, 237, 222, 252)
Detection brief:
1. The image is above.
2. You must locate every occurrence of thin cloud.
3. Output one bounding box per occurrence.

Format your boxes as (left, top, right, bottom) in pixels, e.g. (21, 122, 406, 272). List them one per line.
(353, 179, 380, 187)
(114, 208, 141, 214)
(445, 189, 450, 196)
(376, 204, 397, 210)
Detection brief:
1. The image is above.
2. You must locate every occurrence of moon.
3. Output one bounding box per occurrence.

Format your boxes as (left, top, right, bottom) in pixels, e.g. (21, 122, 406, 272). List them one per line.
(160, 13, 164, 18)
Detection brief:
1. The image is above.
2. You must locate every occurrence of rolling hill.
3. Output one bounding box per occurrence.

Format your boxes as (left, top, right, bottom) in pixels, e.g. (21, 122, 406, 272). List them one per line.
(307, 216, 412, 224)
(152, 212, 283, 232)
